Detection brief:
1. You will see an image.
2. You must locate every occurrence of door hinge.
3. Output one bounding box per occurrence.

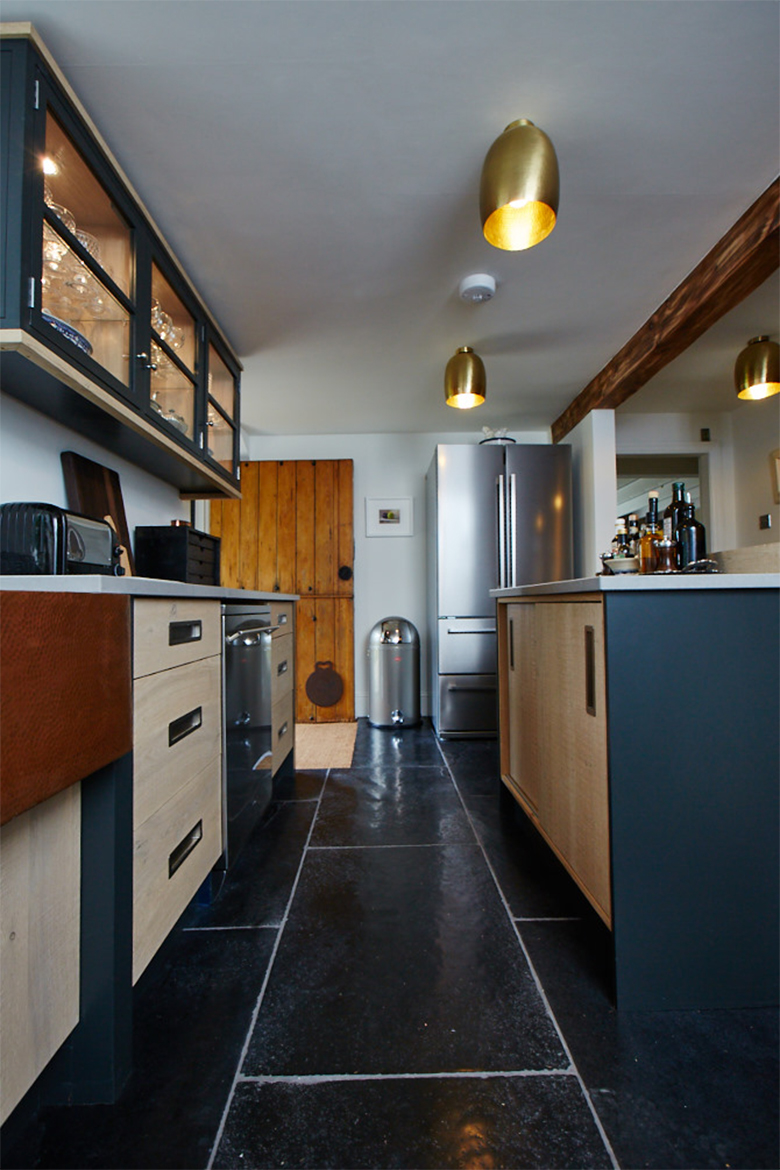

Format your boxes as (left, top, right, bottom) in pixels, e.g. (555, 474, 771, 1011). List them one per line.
(34, 80, 40, 110)
(28, 278, 36, 308)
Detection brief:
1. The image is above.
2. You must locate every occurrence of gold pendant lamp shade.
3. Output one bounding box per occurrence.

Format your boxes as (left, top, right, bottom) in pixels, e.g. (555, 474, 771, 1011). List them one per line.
(734, 336, 780, 401)
(444, 346, 486, 409)
(480, 119, 559, 251)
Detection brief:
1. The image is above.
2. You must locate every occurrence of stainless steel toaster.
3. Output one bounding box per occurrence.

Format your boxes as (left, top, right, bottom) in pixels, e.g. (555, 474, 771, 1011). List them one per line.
(0, 502, 124, 575)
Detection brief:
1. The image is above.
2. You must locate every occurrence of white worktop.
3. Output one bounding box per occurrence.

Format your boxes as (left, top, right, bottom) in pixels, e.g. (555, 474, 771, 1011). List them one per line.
(491, 572, 778, 598)
(0, 575, 298, 602)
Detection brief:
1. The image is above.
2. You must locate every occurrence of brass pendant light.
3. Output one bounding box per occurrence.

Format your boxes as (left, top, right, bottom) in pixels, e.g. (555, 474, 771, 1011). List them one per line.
(480, 119, 559, 251)
(734, 336, 780, 401)
(444, 346, 486, 409)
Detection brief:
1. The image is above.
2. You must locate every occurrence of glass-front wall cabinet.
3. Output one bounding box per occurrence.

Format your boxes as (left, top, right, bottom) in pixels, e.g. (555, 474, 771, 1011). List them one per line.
(41, 110, 133, 389)
(0, 30, 241, 496)
(149, 262, 197, 442)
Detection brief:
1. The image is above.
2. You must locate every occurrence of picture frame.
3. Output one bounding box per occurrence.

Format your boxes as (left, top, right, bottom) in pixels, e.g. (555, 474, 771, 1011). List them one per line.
(770, 449, 780, 506)
(365, 496, 413, 537)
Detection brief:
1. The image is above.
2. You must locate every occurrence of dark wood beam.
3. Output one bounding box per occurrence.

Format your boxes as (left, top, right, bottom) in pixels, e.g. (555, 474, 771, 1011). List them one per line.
(552, 178, 780, 443)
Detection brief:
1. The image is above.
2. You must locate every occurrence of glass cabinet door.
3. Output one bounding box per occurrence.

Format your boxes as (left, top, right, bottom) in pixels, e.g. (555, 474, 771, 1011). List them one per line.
(40, 110, 133, 388)
(206, 341, 238, 474)
(148, 262, 197, 442)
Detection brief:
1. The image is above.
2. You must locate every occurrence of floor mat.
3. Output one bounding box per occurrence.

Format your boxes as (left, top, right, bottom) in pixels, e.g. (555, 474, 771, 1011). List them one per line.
(294, 722, 357, 769)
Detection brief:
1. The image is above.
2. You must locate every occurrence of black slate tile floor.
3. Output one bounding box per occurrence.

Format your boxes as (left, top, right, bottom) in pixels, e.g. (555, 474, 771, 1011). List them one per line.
(2, 719, 777, 1170)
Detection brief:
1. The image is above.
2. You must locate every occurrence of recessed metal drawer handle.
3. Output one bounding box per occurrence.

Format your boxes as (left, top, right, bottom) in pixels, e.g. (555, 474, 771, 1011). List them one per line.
(277, 720, 288, 740)
(277, 660, 289, 676)
(169, 620, 202, 646)
(447, 683, 497, 693)
(169, 706, 203, 746)
(276, 612, 288, 625)
(168, 820, 203, 878)
(585, 625, 596, 716)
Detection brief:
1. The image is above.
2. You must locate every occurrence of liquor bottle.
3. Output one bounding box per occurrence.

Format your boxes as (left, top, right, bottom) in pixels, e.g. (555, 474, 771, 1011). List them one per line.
(638, 491, 662, 574)
(611, 519, 629, 557)
(654, 516, 679, 572)
(676, 496, 707, 569)
(627, 514, 641, 556)
(663, 482, 686, 536)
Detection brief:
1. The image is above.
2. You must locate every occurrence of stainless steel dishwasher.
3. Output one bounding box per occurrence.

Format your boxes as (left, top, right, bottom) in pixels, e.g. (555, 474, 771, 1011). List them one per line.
(221, 602, 274, 868)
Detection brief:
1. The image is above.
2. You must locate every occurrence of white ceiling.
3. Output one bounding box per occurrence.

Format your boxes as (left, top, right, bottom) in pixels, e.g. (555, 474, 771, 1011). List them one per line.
(5, 1, 779, 437)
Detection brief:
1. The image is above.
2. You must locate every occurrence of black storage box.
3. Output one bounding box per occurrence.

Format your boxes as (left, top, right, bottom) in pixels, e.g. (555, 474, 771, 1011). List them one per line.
(134, 526, 220, 585)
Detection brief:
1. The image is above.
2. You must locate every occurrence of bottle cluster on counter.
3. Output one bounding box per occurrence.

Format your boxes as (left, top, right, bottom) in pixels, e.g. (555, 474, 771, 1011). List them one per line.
(604, 482, 708, 574)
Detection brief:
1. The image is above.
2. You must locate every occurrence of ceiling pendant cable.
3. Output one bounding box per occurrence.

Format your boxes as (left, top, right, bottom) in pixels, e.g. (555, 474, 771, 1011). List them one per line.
(480, 119, 559, 251)
(734, 336, 780, 401)
(444, 346, 486, 409)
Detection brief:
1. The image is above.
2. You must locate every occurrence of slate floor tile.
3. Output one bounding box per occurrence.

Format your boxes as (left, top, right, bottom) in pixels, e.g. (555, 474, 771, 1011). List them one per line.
(183, 799, 317, 929)
(242, 844, 566, 1077)
(213, 1074, 613, 1169)
(311, 765, 474, 847)
(351, 721, 443, 769)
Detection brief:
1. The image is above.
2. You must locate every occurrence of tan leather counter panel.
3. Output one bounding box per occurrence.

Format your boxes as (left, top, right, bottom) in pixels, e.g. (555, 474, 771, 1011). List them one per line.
(0, 592, 132, 825)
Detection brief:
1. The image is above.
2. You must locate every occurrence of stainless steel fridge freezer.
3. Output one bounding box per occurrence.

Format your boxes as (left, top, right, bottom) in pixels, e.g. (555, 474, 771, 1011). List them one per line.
(426, 442, 572, 738)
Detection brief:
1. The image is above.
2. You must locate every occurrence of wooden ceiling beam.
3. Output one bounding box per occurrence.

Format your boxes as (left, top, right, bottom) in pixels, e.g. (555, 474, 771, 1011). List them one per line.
(551, 177, 780, 444)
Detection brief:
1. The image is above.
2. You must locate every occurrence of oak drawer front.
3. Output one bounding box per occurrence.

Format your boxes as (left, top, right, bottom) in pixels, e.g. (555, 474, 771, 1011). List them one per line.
(271, 603, 293, 637)
(271, 691, 294, 776)
(133, 599, 221, 678)
(271, 633, 294, 702)
(132, 756, 222, 984)
(133, 655, 221, 827)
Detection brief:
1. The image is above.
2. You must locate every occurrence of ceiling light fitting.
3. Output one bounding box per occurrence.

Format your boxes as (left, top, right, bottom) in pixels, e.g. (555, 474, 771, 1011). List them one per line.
(480, 118, 559, 251)
(444, 346, 486, 410)
(459, 273, 496, 303)
(734, 336, 780, 401)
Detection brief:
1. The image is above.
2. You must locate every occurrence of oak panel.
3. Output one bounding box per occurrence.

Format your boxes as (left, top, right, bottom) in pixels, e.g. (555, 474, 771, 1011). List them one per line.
(277, 461, 297, 594)
(133, 655, 221, 827)
(295, 461, 316, 598)
(314, 460, 336, 595)
(133, 599, 221, 678)
(0, 785, 81, 1124)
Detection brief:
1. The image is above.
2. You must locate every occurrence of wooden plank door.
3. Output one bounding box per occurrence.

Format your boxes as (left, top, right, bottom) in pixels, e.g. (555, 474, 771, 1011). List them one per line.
(211, 459, 354, 723)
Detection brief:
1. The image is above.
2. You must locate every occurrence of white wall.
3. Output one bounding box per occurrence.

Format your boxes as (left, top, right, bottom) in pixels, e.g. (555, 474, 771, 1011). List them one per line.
(615, 410, 738, 553)
(567, 409, 617, 578)
(730, 396, 780, 546)
(0, 392, 190, 533)
(245, 428, 548, 716)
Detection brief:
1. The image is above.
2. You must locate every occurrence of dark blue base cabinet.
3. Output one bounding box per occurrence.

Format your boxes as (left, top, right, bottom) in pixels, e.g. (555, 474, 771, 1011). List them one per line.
(499, 585, 779, 1011)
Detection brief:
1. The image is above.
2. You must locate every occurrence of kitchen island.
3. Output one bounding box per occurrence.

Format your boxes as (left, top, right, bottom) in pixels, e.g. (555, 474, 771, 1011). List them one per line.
(493, 573, 778, 1010)
(0, 576, 296, 1126)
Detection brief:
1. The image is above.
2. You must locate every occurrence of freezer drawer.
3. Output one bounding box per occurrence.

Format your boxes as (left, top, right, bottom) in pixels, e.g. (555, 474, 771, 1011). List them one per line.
(437, 673, 497, 737)
(437, 618, 497, 674)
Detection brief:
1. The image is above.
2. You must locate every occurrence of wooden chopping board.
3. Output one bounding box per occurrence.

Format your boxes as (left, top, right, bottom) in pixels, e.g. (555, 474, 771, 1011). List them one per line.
(61, 451, 135, 575)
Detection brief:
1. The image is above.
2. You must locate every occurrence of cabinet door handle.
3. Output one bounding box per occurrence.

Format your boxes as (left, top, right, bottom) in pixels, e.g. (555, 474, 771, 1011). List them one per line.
(509, 618, 514, 671)
(585, 626, 596, 716)
(169, 706, 203, 746)
(277, 720, 288, 740)
(169, 619, 202, 646)
(277, 660, 289, 676)
(168, 820, 203, 878)
(276, 612, 288, 626)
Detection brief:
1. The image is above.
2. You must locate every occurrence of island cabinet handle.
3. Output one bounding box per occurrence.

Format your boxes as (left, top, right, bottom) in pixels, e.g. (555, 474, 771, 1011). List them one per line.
(277, 720, 289, 741)
(277, 659, 289, 676)
(585, 625, 596, 716)
(509, 619, 514, 670)
(169, 619, 202, 646)
(169, 820, 203, 878)
(168, 706, 203, 746)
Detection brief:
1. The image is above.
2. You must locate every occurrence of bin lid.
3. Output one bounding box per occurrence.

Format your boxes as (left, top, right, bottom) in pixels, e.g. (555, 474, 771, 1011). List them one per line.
(369, 616, 419, 646)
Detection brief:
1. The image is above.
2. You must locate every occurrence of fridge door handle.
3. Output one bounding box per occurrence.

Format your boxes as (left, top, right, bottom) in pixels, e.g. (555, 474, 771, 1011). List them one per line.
(508, 472, 517, 588)
(497, 475, 506, 589)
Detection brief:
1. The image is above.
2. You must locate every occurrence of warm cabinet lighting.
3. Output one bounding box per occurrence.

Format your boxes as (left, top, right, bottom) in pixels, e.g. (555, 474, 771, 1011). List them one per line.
(480, 119, 559, 251)
(444, 346, 486, 409)
(734, 336, 780, 401)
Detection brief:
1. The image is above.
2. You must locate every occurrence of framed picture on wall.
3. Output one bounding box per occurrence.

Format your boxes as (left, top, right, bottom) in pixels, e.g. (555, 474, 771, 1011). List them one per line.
(365, 497, 413, 537)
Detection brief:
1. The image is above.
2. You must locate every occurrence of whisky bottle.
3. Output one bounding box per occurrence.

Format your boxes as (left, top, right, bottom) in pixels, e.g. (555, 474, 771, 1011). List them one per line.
(638, 491, 662, 574)
(663, 482, 686, 536)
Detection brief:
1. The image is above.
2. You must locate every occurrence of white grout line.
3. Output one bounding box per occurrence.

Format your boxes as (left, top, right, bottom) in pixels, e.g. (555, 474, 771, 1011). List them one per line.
(237, 1068, 579, 1085)
(182, 924, 279, 932)
(516, 916, 584, 923)
(206, 767, 332, 1169)
(435, 740, 621, 1170)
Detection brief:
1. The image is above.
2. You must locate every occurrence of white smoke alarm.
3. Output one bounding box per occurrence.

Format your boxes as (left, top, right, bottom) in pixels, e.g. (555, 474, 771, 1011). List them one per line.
(459, 273, 497, 303)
